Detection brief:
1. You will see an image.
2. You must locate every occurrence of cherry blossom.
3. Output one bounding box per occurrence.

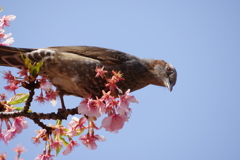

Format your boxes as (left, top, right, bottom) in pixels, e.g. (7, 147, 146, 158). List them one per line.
(78, 98, 105, 118)
(45, 89, 58, 101)
(2, 71, 20, 94)
(35, 150, 54, 160)
(32, 129, 46, 144)
(35, 92, 46, 104)
(4, 117, 28, 142)
(13, 144, 27, 158)
(0, 37, 14, 46)
(4, 83, 19, 94)
(13, 117, 29, 133)
(78, 98, 89, 115)
(0, 15, 16, 28)
(62, 140, 79, 155)
(117, 89, 138, 115)
(67, 117, 86, 137)
(2, 71, 15, 83)
(95, 66, 108, 78)
(17, 67, 28, 78)
(4, 125, 16, 142)
(105, 77, 118, 91)
(0, 15, 15, 46)
(101, 114, 127, 132)
(80, 134, 106, 150)
(0, 93, 7, 101)
(39, 76, 52, 92)
(111, 70, 125, 82)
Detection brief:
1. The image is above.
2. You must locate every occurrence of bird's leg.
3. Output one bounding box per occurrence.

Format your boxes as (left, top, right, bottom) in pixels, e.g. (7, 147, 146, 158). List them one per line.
(59, 91, 66, 110)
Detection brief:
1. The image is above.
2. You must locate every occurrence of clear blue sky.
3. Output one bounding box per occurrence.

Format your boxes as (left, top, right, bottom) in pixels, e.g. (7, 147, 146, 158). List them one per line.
(1, 1, 240, 160)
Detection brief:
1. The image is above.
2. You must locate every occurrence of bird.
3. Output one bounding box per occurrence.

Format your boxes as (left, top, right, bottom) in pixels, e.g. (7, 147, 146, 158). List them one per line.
(0, 45, 177, 110)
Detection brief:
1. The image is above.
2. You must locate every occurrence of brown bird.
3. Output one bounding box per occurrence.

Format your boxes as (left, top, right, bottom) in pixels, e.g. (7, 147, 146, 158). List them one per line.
(0, 45, 177, 109)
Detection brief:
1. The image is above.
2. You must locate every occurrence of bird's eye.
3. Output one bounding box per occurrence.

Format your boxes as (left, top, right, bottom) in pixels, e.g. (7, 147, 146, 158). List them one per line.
(167, 67, 172, 72)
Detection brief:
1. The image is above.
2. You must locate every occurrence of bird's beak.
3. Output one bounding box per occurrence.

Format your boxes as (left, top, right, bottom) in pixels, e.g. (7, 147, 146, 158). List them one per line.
(165, 78, 172, 92)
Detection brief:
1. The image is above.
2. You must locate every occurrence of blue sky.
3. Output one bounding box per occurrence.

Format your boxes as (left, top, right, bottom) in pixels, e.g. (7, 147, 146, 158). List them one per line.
(1, 0, 240, 159)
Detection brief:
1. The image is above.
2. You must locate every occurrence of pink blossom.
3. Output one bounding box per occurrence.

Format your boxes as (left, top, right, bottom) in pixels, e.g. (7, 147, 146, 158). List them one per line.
(101, 90, 112, 102)
(78, 98, 105, 118)
(35, 92, 46, 104)
(35, 150, 54, 160)
(78, 98, 89, 115)
(13, 144, 27, 157)
(4, 117, 29, 142)
(0, 120, 7, 144)
(88, 98, 105, 117)
(0, 93, 7, 101)
(32, 129, 46, 144)
(40, 77, 52, 92)
(2, 32, 11, 39)
(41, 81, 52, 92)
(45, 89, 58, 101)
(0, 15, 16, 46)
(4, 83, 19, 94)
(0, 37, 14, 46)
(101, 114, 127, 132)
(117, 89, 138, 115)
(68, 117, 86, 129)
(4, 126, 16, 142)
(0, 15, 16, 28)
(80, 134, 106, 150)
(2, 71, 15, 83)
(62, 140, 79, 155)
(101, 90, 119, 113)
(49, 140, 62, 150)
(67, 117, 86, 137)
(111, 70, 125, 82)
(13, 117, 29, 133)
(0, 132, 6, 144)
(17, 67, 28, 77)
(52, 125, 66, 139)
(95, 66, 108, 78)
(105, 78, 118, 91)
(3, 71, 20, 94)
(66, 125, 78, 137)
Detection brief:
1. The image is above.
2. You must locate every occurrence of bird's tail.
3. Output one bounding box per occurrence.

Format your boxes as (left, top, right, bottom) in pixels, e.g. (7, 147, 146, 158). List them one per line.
(0, 45, 34, 68)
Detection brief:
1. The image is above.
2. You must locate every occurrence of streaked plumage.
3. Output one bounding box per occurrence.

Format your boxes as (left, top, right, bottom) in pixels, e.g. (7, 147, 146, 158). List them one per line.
(0, 45, 177, 109)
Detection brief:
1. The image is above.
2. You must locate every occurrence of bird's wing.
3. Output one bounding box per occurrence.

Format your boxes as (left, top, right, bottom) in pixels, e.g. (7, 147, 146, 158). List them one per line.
(0, 45, 35, 67)
(47, 46, 139, 64)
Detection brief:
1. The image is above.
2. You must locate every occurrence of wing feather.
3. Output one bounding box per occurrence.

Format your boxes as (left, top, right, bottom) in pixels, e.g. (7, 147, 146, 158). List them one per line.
(47, 46, 138, 64)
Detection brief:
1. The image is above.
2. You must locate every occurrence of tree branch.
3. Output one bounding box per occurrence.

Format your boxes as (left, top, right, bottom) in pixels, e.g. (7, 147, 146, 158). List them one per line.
(0, 107, 78, 120)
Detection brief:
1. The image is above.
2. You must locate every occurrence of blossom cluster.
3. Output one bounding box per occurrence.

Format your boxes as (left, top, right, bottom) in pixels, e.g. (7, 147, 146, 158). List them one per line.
(2, 70, 58, 103)
(0, 116, 29, 144)
(79, 66, 138, 134)
(0, 14, 16, 46)
(31, 66, 138, 158)
(0, 70, 58, 148)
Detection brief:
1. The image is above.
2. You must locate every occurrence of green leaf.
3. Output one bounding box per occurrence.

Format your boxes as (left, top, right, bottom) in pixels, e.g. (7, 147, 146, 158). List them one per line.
(56, 119, 62, 125)
(56, 145, 62, 156)
(7, 93, 29, 105)
(30, 61, 43, 77)
(60, 136, 69, 147)
(75, 129, 85, 136)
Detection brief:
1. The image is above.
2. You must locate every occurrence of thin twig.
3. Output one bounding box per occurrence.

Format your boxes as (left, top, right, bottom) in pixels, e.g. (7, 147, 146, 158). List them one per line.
(0, 107, 78, 119)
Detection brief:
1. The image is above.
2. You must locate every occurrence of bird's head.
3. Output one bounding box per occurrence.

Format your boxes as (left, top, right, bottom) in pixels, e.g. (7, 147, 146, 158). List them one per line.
(145, 59, 177, 92)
